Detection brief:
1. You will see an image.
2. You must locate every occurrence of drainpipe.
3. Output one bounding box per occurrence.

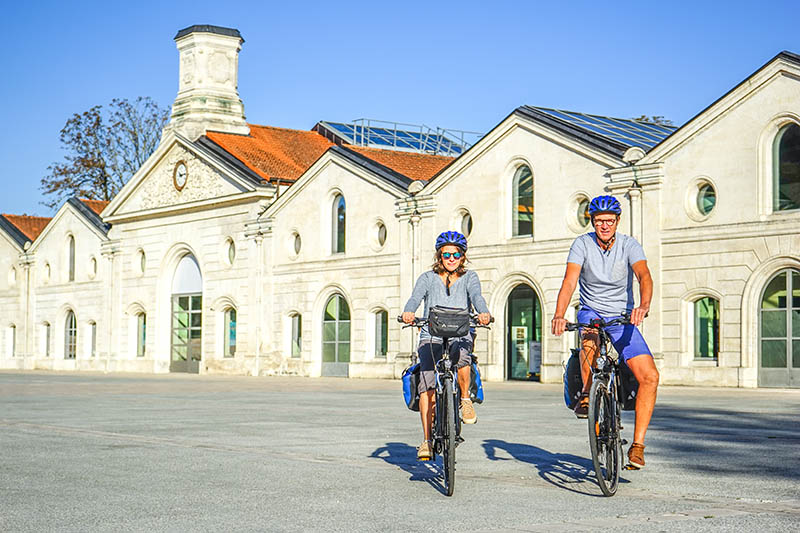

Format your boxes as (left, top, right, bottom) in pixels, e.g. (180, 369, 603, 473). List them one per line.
(254, 234, 263, 377)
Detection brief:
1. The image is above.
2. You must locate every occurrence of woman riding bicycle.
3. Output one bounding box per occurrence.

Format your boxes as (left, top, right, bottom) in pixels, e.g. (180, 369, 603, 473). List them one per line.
(402, 231, 491, 461)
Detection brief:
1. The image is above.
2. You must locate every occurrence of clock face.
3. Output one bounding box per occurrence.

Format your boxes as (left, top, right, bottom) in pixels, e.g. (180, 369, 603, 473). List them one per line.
(174, 161, 188, 191)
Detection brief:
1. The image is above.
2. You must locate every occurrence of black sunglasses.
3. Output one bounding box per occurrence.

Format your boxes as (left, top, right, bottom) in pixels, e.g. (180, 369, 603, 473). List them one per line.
(442, 252, 463, 259)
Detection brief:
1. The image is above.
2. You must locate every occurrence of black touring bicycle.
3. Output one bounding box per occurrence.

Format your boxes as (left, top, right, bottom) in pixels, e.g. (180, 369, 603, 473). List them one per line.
(400, 306, 491, 497)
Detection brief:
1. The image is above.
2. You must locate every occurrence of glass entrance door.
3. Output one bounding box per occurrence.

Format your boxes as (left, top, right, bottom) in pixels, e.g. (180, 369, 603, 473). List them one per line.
(506, 284, 542, 380)
(759, 269, 800, 387)
(322, 294, 350, 377)
(171, 293, 202, 373)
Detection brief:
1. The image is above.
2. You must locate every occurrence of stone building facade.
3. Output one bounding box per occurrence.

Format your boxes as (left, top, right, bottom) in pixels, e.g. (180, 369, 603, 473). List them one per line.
(1, 25, 798, 388)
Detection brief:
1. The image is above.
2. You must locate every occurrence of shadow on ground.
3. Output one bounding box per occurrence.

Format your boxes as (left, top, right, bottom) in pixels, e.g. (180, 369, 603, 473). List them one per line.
(370, 442, 448, 495)
(482, 439, 621, 496)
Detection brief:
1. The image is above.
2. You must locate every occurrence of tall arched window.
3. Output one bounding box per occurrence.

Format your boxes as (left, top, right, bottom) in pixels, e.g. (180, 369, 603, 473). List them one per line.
(774, 123, 800, 211)
(68, 235, 75, 282)
(290, 313, 302, 358)
(760, 270, 799, 379)
(322, 294, 350, 374)
(136, 313, 146, 357)
(375, 310, 388, 358)
(333, 194, 346, 254)
(224, 308, 237, 358)
(65, 311, 77, 359)
(694, 297, 719, 359)
(513, 165, 533, 236)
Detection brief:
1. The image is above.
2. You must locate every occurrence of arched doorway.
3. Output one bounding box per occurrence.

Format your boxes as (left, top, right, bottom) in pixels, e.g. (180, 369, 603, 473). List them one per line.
(322, 294, 350, 377)
(171, 255, 202, 373)
(506, 284, 542, 380)
(759, 268, 800, 387)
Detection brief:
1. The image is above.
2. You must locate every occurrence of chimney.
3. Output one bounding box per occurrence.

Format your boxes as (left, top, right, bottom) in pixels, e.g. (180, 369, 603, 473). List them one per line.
(163, 25, 250, 141)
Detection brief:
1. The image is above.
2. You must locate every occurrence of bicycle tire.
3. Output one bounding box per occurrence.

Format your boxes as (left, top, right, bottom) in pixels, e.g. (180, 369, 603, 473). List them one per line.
(588, 378, 621, 496)
(443, 377, 456, 496)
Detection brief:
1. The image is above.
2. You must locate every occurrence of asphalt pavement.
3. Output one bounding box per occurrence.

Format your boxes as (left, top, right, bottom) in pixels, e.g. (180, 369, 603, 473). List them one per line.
(1, 371, 798, 532)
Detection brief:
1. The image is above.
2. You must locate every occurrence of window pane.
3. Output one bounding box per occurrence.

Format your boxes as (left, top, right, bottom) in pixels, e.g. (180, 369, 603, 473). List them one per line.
(191, 296, 202, 310)
(776, 124, 800, 211)
(338, 322, 350, 342)
(761, 339, 787, 368)
(513, 166, 533, 236)
(761, 273, 787, 309)
(178, 296, 190, 311)
(337, 341, 350, 362)
(291, 315, 301, 358)
(697, 183, 716, 215)
(338, 297, 350, 320)
(190, 328, 201, 339)
(322, 342, 336, 362)
(324, 298, 337, 321)
(694, 298, 719, 358)
(174, 312, 189, 328)
(793, 271, 800, 308)
(376, 311, 388, 357)
(793, 310, 800, 338)
(761, 310, 786, 338)
(323, 322, 336, 342)
(335, 195, 346, 253)
(191, 312, 202, 328)
(173, 345, 187, 361)
(577, 198, 590, 227)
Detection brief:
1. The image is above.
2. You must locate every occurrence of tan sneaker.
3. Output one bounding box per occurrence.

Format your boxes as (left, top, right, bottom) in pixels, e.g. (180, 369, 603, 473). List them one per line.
(417, 440, 432, 461)
(461, 398, 477, 424)
(627, 442, 645, 469)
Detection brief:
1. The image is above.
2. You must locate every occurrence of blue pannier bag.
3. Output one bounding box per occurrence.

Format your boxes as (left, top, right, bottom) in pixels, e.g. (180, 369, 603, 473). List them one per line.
(563, 348, 582, 409)
(402, 362, 421, 411)
(469, 359, 484, 404)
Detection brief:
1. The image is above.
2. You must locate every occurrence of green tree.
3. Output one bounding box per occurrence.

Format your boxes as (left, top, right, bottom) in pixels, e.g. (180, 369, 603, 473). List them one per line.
(41, 97, 169, 209)
(631, 115, 675, 126)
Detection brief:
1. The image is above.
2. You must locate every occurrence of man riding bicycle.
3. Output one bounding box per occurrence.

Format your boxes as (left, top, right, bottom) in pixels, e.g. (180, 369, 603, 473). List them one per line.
(551, 195, 659, 469)
(402, 231, 491, 461)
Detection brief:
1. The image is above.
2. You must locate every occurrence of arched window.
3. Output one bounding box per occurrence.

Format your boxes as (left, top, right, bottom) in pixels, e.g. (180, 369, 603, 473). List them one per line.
(333, 194, 346, 254)
(171, 255, 202, 371)
(224, 308, 237, 358)
(68, 235, 75, 282)
(760, 270, 800, 371)
(290, 313, 302, 358)
(322, 294, 350, 368)
(774, 123, 800, 211)
(513, 165, 533, 236)
(136, 313, 146, 357)
(65, 311, 77, 359)
(694, 297, 719, 359)
(375, 310, 388, 357)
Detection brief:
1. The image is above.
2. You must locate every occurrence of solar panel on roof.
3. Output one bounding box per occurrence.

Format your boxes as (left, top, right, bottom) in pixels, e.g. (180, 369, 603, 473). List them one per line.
(531, 107, 677, 150)
(317, 120, 478, 156)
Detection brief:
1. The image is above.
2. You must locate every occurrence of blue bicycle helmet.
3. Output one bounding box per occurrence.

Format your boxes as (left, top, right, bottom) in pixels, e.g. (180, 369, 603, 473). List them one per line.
(588, 195, 622, 217)
(435, 231, 468, 251)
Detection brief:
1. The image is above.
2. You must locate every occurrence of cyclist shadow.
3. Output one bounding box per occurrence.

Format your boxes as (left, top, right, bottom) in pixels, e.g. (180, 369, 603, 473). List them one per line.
(370, 442, 449, 495)
(482, 439, 628, 496)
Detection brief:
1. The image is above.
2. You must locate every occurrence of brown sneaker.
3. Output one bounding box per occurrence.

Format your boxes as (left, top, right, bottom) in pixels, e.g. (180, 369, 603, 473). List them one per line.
(627, 443, 645, 469)
(461, 398, 477, 424)
(417, 440, 432, 461)
(574, 393, 589, 419)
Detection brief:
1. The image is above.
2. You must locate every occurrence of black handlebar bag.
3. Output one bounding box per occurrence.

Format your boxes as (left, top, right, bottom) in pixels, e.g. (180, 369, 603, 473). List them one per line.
(428, 306, 471, 338)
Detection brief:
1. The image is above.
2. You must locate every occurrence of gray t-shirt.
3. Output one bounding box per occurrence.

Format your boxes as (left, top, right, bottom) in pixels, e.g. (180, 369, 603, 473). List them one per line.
(403, 269, 489, 342)
(566, 232, 647, 316)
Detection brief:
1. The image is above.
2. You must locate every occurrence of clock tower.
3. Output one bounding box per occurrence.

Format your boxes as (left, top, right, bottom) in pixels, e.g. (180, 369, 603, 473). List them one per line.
(163, 25, 250, 141)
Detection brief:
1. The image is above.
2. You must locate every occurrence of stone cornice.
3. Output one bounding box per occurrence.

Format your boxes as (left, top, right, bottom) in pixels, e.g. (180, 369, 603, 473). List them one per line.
(100, 240, 122, 257)
(395, 194, 436, 219)
(605, 162, 664, 192)
(244, 217, 272, 239)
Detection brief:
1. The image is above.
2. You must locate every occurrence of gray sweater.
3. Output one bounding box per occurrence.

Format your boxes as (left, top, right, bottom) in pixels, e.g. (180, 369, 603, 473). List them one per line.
(403, 270, 490, 341)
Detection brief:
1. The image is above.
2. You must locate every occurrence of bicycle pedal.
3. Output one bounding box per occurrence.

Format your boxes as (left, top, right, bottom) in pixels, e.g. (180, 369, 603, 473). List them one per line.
(456, 436, 465, 443)
(621, 439, 628, 445)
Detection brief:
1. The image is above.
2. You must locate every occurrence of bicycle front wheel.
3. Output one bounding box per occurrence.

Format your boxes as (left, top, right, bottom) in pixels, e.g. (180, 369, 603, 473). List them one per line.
(588, 378, 621, 496)
(442, 377, 457, 496)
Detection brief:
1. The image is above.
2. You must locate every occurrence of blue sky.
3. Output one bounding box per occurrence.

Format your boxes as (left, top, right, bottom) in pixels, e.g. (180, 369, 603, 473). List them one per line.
(2, 0, 799, 216)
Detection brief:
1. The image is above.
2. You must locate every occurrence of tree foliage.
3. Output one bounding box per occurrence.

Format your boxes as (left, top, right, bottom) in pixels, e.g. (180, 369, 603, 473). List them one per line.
(631, 115, 675, 126)
(41, 97, 169, 209)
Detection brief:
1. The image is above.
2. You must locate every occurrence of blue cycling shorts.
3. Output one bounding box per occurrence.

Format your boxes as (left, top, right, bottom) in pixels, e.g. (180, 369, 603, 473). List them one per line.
(577, 307, 652, 363)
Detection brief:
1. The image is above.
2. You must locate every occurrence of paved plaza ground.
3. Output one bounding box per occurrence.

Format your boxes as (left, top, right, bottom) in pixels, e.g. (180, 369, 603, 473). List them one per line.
(0, 371, 798, 532)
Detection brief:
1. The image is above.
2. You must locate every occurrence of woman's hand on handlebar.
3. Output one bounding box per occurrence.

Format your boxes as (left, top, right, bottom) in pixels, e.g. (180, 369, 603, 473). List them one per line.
(401, 312, 416, 324)
(477, 313, 491, 326)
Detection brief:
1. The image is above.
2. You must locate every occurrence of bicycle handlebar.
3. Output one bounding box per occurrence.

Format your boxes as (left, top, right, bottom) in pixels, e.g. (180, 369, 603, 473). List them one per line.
(564, 313, 631, 332)
(396, 315, 494, 328)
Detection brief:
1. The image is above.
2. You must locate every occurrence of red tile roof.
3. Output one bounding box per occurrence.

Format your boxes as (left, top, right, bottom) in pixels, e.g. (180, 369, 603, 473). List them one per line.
(206, 125, 334, 183)
(79, 199, 110, 215)
(345, 145, 454, 181)
(2, 215, 51, 241)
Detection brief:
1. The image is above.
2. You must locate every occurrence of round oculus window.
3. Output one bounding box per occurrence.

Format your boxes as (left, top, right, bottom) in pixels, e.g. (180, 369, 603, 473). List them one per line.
(697, 183, 716, 215)
(577, 197, 590, 227)
(227, 240, 236, 264)
(377, 222, 387, 247)
(293, 233, 301, 255)
(138, 250, 146, 274)
(461, 212, 473, 237)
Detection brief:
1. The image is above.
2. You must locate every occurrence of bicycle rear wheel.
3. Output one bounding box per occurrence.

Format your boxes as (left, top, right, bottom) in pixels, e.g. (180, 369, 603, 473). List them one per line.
(442, 377, 456, 496)
(588, 378, 621, 496)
